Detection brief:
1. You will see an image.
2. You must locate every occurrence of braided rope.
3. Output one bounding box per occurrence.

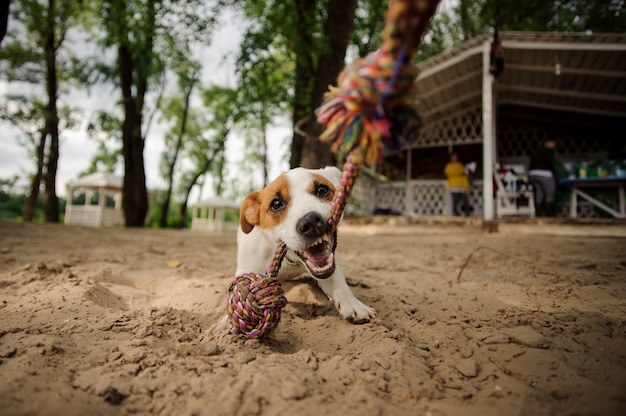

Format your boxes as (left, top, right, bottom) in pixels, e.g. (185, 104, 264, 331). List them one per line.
(226, 0, 440, 339)
(328, 154, 361, 232)
(320, 0, 439, 228)
(316, 0, 439, 167)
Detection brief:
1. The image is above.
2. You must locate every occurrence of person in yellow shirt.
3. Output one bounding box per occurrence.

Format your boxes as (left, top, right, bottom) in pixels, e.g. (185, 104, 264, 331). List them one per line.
(444, 152, 471, 216)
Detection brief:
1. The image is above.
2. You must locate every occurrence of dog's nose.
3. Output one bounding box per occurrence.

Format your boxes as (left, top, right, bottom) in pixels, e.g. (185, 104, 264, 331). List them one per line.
(296, 212, 327, 239)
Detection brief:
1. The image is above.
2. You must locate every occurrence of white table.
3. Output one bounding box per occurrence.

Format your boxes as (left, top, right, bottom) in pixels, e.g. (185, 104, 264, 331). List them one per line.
(559, 177, 626, 219)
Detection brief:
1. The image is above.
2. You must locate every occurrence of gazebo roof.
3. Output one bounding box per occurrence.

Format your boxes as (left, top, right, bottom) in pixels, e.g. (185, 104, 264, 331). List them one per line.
(410, 31, 626, 149)
(67, 172, 123, 190)
(194, 196, 240, 209)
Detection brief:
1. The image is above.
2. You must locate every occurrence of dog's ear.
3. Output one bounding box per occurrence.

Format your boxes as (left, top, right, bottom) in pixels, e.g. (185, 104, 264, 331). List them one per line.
(240, 191, 260, 234)
(321, 166, 342, 187)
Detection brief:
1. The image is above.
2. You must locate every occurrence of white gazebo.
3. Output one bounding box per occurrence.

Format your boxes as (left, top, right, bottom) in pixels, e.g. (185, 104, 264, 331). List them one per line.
(191, 196, 240, 232)
(64, 172, 124, 227)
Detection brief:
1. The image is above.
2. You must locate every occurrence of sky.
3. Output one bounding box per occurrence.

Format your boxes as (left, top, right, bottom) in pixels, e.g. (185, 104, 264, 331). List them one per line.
(0, 8, 291, 204)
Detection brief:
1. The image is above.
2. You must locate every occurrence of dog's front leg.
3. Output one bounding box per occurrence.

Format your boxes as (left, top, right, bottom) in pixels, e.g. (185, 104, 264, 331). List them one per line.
(315, 265, 376, 324)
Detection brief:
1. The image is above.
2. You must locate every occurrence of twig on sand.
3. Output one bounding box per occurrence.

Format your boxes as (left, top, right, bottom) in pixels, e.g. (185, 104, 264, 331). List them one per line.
(456, 246, 533, 282)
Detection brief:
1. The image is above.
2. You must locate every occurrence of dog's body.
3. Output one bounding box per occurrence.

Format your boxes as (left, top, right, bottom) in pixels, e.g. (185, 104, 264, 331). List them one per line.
(236, 166, 376, 324)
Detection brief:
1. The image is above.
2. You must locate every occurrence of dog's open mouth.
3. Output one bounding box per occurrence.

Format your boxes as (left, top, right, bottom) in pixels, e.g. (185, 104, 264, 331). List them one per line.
(295, 232, 336, 279)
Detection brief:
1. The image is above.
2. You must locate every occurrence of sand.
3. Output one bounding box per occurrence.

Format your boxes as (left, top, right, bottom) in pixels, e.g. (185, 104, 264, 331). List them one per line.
(0, 219, 625, 416)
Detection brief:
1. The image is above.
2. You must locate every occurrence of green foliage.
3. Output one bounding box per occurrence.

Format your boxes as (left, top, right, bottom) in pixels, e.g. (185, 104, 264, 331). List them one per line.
(236, 39, 292, 128)
(416, 0, 626, 62)
(96, 0, 218, 95)
(0, 191, 28, 220)
(469, 0, 626, 34)
(146, 189, 190, 228)
(1, 0, 85, 81)
(0, 0, 83, 132)
(416, 9, 463, 62)
(0, 184, 67, 221)
(233, 1, 299, 179)
(0, 0, 88, 223)
(150, 80, 233, 228)
(351, 0, 386, 58)
(84, 111, 124, 174)
(86, 0, 220, 226)
(157, 62, 200, 227)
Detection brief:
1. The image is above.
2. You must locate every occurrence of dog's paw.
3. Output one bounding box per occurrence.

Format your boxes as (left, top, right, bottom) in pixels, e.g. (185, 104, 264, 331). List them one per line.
(334, 294, 377, 324)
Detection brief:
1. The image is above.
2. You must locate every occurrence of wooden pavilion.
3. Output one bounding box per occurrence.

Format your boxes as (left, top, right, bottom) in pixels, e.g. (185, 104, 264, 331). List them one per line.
(64, 172, 124, 227)
(351, 31, 626, 220)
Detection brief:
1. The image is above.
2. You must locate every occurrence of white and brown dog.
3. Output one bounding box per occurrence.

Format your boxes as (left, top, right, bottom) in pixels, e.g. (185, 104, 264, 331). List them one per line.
(236, 166, 376, 324)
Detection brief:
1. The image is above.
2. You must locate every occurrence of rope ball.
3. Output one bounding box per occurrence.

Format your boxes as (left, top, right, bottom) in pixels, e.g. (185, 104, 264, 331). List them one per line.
(227, 272, 287, 339)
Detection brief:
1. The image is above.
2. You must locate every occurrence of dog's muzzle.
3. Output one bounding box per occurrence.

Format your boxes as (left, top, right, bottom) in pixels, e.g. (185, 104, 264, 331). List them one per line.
(294, 212, 336, 279)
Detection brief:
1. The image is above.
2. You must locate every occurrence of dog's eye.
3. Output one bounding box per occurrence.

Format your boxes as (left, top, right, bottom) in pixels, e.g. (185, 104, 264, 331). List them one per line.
(269, 198, 285, 212)
(316, 184, 330, 198)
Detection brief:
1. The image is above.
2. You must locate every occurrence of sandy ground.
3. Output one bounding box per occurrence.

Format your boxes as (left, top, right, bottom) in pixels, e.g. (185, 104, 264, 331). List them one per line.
(0, 219, 625, 416)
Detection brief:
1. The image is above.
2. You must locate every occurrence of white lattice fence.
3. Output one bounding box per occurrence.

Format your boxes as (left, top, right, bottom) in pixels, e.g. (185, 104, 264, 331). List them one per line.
(372, 182, 407, 215)
(349, 179, 484, 217)
(413, 107, 483, 148)
(468, 181, 484, 217)
(408, 180, 446, 215)
(346, 174, 378, 217)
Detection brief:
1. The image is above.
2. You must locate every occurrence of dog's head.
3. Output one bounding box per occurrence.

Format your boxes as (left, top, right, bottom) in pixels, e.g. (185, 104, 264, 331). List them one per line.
(240, 166, 341, 279)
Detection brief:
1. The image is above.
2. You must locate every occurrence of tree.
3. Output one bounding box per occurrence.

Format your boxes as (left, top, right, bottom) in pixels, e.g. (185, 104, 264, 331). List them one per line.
(232, 0, 357, 170)
(415, 7, 463, 62)
(0, 0, 10, 44)
(351, 0, 386, 58)
(0, 99, 47, 222)
(0, 0, 84, 222)
(97, 0, 216, 227)
(176, 130, 227, 228)
(99, 0, 155, 227)
(460, 0, 626, 35)
(158, 60, 200, 228)
(84, 112, 123, 174)
(457, 0, 483, 40)
(289, 0, 358, 168)
(237, 31, 292, 185)
(173, 85, 235, 227)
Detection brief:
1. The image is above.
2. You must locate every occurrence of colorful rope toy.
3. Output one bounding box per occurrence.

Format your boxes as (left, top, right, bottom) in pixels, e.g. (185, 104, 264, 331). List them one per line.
(226, 243, 288, 339)
(226, 0, 440, 339)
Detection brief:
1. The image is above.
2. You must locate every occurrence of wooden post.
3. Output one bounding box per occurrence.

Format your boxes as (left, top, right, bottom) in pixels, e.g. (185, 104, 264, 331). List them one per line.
(482, 39, 495, 221)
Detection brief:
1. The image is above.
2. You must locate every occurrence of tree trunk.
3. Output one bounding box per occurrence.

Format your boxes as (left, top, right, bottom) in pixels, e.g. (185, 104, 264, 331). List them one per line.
(0, 0, 9, 44)
(459, 0, 472, 40)
(177, 133, 228, 228)
(22, 130, 47, 222)
(291, 0, 357, 169)
(289, 0, 316, 168)
(159, 78, 195, 228)
(118, 41, 148, 227)
(260, 107, 269, 186)
(214, 148, 225, 196)
(43, 0, 59, 223)
(262, 131, 268, 186)
(178, 160, 210, 229)
(114, 0, 155, 227)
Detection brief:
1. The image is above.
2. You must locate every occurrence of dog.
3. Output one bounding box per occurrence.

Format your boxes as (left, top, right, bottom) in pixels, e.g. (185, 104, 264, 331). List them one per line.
(236, 166, 376, 324)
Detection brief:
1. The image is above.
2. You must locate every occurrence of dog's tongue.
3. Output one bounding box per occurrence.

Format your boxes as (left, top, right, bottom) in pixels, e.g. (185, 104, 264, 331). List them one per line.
(298, 237, 335, 279)
(306, 241, 330, 264)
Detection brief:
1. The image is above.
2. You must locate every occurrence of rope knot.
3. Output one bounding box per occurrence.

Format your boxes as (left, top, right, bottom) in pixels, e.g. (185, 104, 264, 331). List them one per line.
(227, 273, 287, 339)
